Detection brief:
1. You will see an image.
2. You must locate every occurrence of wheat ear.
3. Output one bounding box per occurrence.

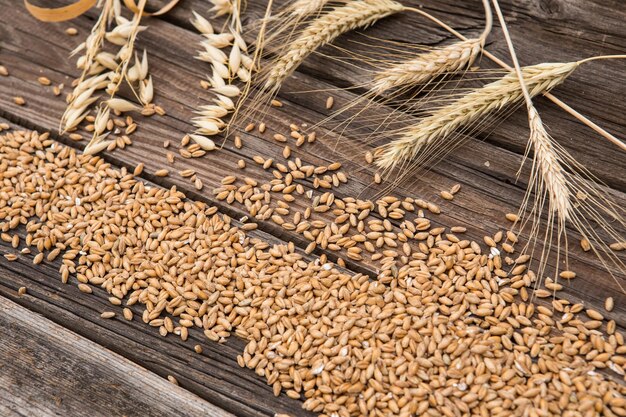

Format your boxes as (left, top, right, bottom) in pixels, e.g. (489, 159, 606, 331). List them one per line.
(375, 62, 578, 170)
(370, 0, 493, 94)
(492, 0, 626, 285)
(265, 0, 405, 91)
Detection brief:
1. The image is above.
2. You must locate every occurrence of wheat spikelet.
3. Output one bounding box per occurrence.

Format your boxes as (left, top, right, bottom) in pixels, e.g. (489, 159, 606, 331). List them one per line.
(370, 37, 485, 94)
(527, 107, 571, 222)
(375, 62, 579, 170)
(265, 0, 405, 90)
(283, 0, 334, 18)
(490, 0, 625, 285)
(370, 0, 492, 95)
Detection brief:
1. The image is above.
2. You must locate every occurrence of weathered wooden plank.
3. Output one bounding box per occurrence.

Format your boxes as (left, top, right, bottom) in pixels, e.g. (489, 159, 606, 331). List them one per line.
(0, 296, 235, 417)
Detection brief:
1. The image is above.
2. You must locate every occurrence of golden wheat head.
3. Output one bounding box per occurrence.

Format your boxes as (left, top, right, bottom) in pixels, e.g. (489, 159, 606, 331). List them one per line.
(375, 62, 579, 170)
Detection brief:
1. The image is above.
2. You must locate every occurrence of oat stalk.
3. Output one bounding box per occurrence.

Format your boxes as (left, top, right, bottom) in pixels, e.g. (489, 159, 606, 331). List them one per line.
(85, 0, 147, 155)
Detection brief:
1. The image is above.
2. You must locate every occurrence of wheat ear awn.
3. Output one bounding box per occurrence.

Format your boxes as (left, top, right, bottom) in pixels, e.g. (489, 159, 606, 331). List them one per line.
(375, 62, 578, 170)
(265, 0, 405, 91)
(370, 0, 493, 94)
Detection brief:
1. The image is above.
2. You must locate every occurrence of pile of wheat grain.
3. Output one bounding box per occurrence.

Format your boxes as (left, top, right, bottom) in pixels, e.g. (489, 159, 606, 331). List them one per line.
(2, 129, 626, 417)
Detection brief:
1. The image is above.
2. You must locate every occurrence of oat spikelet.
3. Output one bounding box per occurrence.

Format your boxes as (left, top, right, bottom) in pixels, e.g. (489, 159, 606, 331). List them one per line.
(375, 62, 578, 170)
(265, 0, 405, 91)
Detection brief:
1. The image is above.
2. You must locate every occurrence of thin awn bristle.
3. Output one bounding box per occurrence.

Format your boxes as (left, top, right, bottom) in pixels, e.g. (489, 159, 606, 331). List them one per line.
(375, 62, 579, 170)
(265, 0, 405, 91)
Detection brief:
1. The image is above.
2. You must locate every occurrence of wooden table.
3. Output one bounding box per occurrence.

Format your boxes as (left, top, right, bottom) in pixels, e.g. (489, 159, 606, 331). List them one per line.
(1, 0, 625, 415)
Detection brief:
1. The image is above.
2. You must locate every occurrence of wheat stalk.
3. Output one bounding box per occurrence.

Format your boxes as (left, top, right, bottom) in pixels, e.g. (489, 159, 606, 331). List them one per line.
(370, 0, 492, 95)
(491, 0, 625, 285)
(265, 0, 405, 91)
(374, 62, 579, 170)
(370, 38, 484, 94)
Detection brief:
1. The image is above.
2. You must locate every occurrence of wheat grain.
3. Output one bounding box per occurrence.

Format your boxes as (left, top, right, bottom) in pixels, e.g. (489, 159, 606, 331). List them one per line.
(375, 62, 578, 170)
(266, 0, 405, 90)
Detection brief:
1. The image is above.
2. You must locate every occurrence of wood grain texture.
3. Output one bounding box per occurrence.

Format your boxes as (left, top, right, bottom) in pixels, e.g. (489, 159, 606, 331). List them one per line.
(0, 296, 234, 417)
(1, 0, 626, 415)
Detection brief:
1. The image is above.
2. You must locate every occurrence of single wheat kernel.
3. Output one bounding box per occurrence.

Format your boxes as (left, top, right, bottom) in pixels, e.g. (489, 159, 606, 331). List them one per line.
(374, 173, 381, 184)
(440, 190, 454, 200)
(245, 123, 255, 132)
(194, 345, 203, 354)
(234, 136, 242, 148)
(78, 284, 92, 293)
(258, 122, 266, 133)
(101, 311, 116, 319)
(65, 27, 78, 36)
(273, 134, 287, 142)
(609, 242, 625, 251)
(14, 96, 25, 106)
(365, 151, 373, 164)
(155, 169, 169, 177)
(134, 163, 144, 176)
(238, 159, 246, 169)
(450, 183, 461, 194)
(167, 375, 179, 385)
(271, 99, 283, 107)
(38, 76, 51, 86)
(505, 213, 519, 222)
(586, 309, 604, 321)
(18, 287, 27, 296)
(123, 308, 133, 321)
(605, 297, 614, 312)
(559, 270, 576, 279)
(33, 252, 44, 264)
(326, 96, 334, 109)
(0, 65, 8, 76)
(580, 238, 591, 251)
